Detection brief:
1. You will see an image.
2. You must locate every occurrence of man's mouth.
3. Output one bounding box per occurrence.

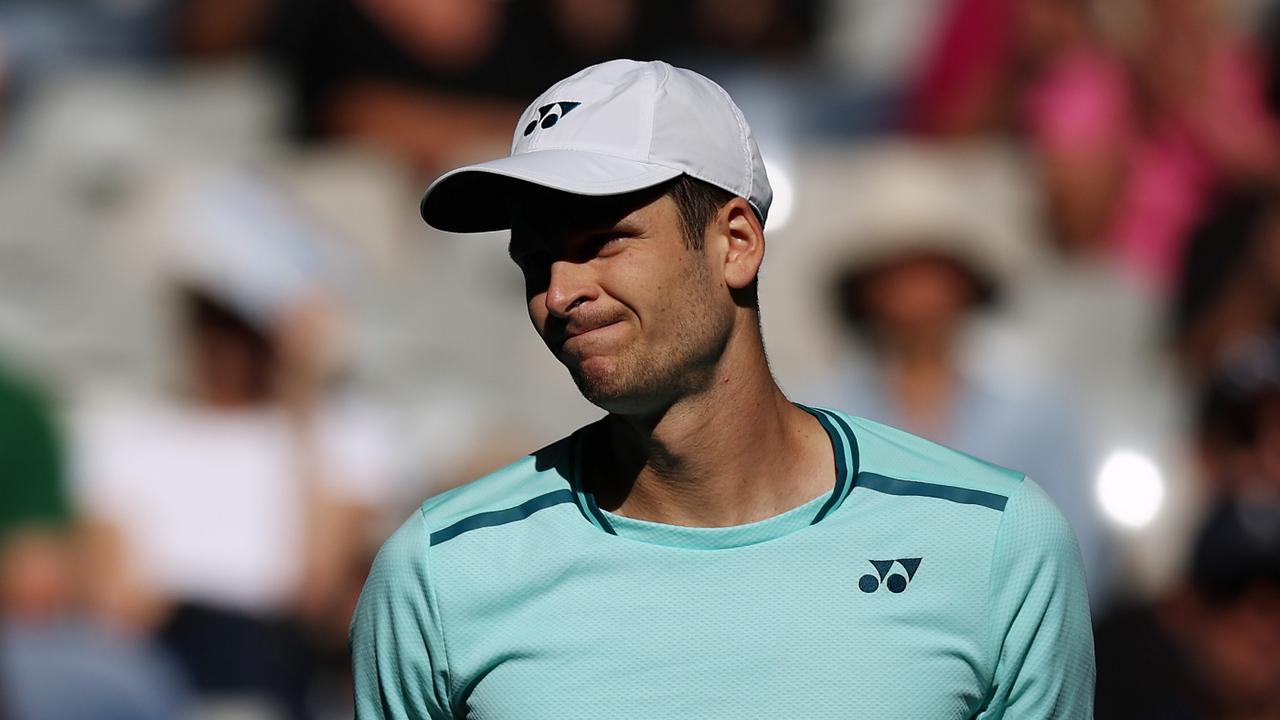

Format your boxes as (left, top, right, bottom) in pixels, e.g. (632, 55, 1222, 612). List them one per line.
(566, 322, 614, 339)
(555, 320, 623, 354)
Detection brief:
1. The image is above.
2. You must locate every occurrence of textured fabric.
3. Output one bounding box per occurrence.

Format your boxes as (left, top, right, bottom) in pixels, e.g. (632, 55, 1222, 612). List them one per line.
(351, 408, 1094, 718)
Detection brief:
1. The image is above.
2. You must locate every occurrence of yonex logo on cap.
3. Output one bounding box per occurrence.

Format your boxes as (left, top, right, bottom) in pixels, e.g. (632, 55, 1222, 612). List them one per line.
(523, 102, 582, 137)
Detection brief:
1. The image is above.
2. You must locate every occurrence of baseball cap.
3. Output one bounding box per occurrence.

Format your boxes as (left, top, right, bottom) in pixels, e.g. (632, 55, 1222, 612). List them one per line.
(115, 166, 339, 331)
(419, 59, 772, 233)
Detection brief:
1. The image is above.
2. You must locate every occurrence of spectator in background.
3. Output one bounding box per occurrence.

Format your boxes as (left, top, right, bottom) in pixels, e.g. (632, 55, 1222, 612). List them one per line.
(269, 0, 656, 177)
(0, 360, 187, 720)
(264, 0, 824, 177)
(1095, 498, 1280, 719)
(270, 0, 518, 175)
(1196, 332, 1280, 497)
(76, 168, 396, 719)
(1175, 190, 1280, 382)
(804, 145, 1112, 606)
(683, 0, 819, 62)
(907, 0, 1280, 292)
(1094, 333, 1280, 718)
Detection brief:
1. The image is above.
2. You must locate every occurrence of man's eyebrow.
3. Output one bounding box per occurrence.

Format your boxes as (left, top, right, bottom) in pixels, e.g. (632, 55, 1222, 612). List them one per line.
(604, 218, 643, 236)
(505, 208, 636, 261)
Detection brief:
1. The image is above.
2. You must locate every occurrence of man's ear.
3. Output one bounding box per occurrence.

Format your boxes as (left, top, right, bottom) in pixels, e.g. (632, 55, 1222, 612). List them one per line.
(719, 197, 765, 291)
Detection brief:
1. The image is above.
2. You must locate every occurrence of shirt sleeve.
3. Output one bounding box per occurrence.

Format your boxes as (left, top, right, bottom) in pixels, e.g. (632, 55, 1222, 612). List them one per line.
(976, 477, 1096, 719)
(351, 509, 455, 720)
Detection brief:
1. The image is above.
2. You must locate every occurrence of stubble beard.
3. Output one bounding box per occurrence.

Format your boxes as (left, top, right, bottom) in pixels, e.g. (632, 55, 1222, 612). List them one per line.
(568, 265, 733, 416)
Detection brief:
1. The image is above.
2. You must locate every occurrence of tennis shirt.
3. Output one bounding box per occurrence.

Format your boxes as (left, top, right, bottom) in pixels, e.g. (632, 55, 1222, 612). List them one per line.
(351, 406, 1095, 718)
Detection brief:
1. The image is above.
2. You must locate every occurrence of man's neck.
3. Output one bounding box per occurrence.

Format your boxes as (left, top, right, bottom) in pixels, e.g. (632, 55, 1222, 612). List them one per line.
(587, 324, 836, 528)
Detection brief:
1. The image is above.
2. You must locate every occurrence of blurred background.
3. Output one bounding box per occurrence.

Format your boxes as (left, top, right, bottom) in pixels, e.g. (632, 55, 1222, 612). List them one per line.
(1, 0, 1279, 717)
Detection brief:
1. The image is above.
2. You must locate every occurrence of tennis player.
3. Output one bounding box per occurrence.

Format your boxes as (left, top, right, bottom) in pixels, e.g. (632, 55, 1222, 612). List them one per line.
(351, 59, 1095, 719)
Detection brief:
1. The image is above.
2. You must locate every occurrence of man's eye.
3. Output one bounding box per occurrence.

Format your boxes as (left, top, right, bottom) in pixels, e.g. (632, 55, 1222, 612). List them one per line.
(591, 233, 629, 254)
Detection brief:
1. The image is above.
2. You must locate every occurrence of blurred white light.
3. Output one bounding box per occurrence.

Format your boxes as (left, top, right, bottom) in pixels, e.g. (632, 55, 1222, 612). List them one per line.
(1095, 449, 1165, 529)
(764, 160, 794, 232)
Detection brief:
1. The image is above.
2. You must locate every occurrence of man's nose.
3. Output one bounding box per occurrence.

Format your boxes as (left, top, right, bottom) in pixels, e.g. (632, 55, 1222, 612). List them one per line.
(545, 259, 596, 318)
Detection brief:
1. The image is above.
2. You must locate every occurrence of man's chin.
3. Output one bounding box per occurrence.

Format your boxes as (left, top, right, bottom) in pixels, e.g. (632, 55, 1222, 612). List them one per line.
(569, 365, 656, 415)
(571, 370, 626, 408)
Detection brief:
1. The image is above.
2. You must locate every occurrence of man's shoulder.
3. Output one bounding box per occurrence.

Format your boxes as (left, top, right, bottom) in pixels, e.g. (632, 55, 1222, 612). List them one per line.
(823, 408, 1028, 510)
(823, 408, 1080, 565)
(414, 434, 579, 545)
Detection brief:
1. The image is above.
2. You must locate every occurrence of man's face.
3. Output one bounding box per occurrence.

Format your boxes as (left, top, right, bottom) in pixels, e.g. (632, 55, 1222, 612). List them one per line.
(508, 186, 734, 414)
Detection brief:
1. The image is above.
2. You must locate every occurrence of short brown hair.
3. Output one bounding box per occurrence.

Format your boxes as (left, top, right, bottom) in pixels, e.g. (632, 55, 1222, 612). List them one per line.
(667, 175, 737, 250)
(665, 175, 760, 309)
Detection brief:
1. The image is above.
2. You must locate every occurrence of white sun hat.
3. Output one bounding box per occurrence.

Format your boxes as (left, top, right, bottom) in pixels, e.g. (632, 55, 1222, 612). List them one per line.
(419, 59, 773, 233)
(821, 141, 1041, 294)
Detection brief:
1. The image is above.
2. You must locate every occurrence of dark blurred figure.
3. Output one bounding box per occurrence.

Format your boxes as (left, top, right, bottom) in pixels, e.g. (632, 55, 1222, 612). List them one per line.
(269, 0, 519, 175)
(1095, 497, 1280, 719)
(170, 0, 276, 58)
(0, 360, 187, 720)
(1196, 333, 1280, 496)
(1097, 335, 1280, 718)
(804, 145, 1112, 606)
(906, 0, 1280, 291)
(684, 0, 819, 61)
(1175, 190, 1280, 382)
(263, 0, 826, 176)
(268, 0, 665, 176)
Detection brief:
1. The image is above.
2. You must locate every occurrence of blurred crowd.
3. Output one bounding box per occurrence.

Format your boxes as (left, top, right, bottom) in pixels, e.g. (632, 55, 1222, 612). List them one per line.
(1, 0, 1279, 718)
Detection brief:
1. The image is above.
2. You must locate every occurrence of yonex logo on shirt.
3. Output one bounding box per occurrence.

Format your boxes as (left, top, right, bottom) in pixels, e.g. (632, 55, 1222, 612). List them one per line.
(858, 558, 922, 593)
(523, 102, 581, 136)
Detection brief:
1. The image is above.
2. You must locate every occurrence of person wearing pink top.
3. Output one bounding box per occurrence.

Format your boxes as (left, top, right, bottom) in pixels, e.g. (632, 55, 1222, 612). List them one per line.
(908, 0, 1280, 291)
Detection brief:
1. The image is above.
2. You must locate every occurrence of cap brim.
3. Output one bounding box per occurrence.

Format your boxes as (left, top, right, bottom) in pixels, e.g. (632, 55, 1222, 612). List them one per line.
(420, 149, 683, 233)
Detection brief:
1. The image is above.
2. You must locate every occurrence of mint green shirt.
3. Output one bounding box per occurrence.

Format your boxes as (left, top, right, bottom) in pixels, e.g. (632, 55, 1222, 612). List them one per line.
(351, 407, 1094, 718)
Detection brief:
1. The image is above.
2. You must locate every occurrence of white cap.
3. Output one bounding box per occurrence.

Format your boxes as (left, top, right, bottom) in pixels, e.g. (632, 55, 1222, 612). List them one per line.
(420, 59, 772, 232)
(116, 166, 341, 330)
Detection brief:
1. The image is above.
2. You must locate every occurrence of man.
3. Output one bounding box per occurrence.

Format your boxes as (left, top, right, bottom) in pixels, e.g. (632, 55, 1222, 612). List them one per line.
(351, 59, 1094, 719)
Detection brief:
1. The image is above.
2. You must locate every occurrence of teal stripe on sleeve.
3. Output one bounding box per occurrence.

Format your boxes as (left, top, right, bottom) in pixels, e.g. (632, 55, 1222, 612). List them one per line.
(429, 490, 576, 546)
(857, 472, 1009, 511)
